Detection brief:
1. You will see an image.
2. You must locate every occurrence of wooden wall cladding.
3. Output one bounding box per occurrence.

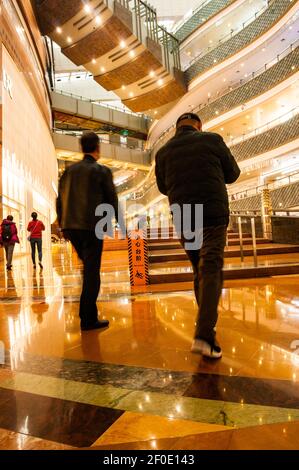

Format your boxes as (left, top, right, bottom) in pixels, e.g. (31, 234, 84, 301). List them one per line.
(34, 0, 83, 35)
(123, 80, 186, 113)
(95, 50, 161, 90)
(62, 15, 133, 66)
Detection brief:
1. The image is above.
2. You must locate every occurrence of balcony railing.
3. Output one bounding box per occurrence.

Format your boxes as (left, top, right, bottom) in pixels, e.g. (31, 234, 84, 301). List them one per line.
(231, 109, 299, 163)
(173, 0, 234, 42)
(184, 0, 270, 71)
(230, 179, 299, 214)
(230, 107, 299, 147)
(199, 41, 299, 124)
(185, 0, 294, 83)
(230, 171, 299, 202)
(150, 38, 299, 158)
(53, 89, 150, 119)
(117, 0, 181, 71)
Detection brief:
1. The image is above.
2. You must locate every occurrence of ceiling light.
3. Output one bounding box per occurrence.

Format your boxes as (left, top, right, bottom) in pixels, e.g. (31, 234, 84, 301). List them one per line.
(129, 92, 134, 97)
(129, 50, 135, 58)
(84, 4, 91, 14)
(56, 27, 62, 34)
(221, 127, 224, 131)
(154, 111, 158, 115)
(92, 59, 96, 64)
(95, 16, 102, 25)
(101, 66, 106, 73)
(120, 40, 126, 48)
(122, 85, 126, 90)
(149, 70, 155, 78)
(67, 37, 72, 44)
(158, 79, 163, 86)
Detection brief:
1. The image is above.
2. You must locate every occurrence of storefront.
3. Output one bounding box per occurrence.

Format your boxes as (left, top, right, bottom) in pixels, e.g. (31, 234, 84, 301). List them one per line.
(1, 0, 57, 256)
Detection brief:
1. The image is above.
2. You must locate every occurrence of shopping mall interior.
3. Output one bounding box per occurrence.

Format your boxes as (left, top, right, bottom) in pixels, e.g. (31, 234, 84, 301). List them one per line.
(1, 0, 299, 452)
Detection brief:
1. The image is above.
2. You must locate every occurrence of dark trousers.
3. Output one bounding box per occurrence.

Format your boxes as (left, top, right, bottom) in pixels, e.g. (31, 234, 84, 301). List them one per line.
(30, 238, 43, 265)
(183, 225, 227, 344)
(4, 243, 15, 267)
(64, 230, 103, 327)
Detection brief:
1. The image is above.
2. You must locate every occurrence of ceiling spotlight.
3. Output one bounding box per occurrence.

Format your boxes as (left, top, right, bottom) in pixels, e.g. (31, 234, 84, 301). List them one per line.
(158, 79, 163, 86)
(92, 59, 96, 64)
(67, 36, 72, 44)
(84, 4, 91, 14)
(101, 66, 106, 73)
(149, 70, 155, 78)
(129, 92, 134, 97)
(129, 50, 135, 58)
(120, 40, 126, 48)
(122, 85, 126, 90)
(56, 27, 62, 34)
(95, 16, 102, 25)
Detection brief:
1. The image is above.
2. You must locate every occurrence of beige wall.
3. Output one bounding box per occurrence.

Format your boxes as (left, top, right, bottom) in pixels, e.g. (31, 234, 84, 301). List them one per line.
(1, 45, 57, 251)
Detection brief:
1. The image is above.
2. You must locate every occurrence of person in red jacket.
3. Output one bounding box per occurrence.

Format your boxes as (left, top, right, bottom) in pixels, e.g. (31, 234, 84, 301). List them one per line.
(27, 212, 45, 270)
(0, 215, 20, 271)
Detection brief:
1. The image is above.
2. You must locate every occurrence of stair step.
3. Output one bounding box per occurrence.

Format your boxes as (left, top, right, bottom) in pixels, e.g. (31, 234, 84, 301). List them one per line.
(149, 245, 299, 263)
(149, 264, 299, 284)
(148, 238, 270, 251)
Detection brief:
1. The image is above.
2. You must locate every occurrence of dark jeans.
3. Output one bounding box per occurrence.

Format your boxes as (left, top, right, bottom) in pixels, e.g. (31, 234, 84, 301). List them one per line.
(3, 243, 15, 268)
(64, 230, 103, 327)
(182, 225, 227, 344)
(30, 238, 43, 265)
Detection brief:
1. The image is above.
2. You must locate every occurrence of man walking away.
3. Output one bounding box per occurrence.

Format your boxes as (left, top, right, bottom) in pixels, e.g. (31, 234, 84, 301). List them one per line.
(56, 132, 119, 331)
(0, 215, 20, 270)
(155, 113, 240, 359)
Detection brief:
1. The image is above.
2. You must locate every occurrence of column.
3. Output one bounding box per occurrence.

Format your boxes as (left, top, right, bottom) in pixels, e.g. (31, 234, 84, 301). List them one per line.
(261, 189, 273, 240)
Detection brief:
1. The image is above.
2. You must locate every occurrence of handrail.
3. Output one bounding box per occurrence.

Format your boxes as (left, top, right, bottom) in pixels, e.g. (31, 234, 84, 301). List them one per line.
(230, 170, 299, 201)
(117, 0, 181, 71)
(152, 35, 299, 152)
(172, 0, 212, 35)
(184, 0, 272, 71)
(52, 89, 151, 119)
(53, 128, 148, 151)
(229, 106, 299, 147)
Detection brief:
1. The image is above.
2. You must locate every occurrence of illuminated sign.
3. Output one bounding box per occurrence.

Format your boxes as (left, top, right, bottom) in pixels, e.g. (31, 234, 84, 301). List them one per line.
(3, 70, 13, 99)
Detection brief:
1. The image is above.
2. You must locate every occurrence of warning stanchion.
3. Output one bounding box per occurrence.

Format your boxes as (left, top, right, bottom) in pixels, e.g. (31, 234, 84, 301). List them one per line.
(128, 229, 149, 286)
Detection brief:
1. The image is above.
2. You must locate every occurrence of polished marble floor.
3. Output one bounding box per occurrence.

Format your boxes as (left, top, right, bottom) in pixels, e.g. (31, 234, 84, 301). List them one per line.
(0, 243, 299, 450)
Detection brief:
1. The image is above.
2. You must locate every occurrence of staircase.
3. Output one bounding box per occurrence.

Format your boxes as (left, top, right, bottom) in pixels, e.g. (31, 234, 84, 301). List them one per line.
(146, 228, 299, 284)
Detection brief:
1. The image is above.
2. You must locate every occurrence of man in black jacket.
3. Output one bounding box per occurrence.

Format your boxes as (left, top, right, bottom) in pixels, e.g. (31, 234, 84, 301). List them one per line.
(155, 113, 240, 359)
(57, 132, 119, 331)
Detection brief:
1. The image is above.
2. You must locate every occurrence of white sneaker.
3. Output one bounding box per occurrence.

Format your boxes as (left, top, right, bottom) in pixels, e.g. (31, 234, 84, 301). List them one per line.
(191, 339, 222, 359)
